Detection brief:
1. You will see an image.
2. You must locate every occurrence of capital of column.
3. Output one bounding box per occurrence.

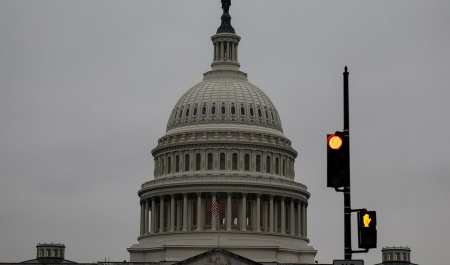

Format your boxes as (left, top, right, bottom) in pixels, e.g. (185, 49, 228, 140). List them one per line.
(257, 193, 262, 198)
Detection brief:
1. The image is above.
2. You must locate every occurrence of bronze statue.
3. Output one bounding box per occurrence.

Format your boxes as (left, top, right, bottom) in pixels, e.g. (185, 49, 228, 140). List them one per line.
(221, 0, 231, 13)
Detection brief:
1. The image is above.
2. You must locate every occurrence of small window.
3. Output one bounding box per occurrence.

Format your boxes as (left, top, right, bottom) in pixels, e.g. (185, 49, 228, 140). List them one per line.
(256, 155, 261, 172)
(220, 153, 226, 170)
(185, 108, 190, 117)
(265, 109, 269, 119)
(207, 153, 213, 170)
(162, 158, 165, 175)
(193, 106, 198, 116)
(202, 106, 207, 116)
(221, 104, 226, 115)
(282, 158, 286, 176)
(258, 108, 262, 117)
(185, 154, 190, 171)
(173, 110, 177, 119)
(244, 154, 250, 171)
(266, 156, 271, 173)
(176, 155, 180, 172)
(250, 107, 254, 117)
(196, 153, 201, 170)
(211, 104, 216, 115)
(232, 153, 238, 170)
(275, 157, 279, 175)
(240, 106, 245, 116)
(271, 110, 275, 120)
(231, 105, 236, 115)
(178, 109, 183, 118)
(168, 157, 172, 174)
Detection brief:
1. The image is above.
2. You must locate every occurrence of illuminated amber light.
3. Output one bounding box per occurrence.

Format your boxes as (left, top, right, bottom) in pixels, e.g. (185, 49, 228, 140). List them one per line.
(328, 135, 343, 150)
(363, 213, 372, 227)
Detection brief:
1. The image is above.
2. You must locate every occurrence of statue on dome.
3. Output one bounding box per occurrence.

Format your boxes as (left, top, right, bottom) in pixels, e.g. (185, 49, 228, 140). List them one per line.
(222, 0, 231, 13)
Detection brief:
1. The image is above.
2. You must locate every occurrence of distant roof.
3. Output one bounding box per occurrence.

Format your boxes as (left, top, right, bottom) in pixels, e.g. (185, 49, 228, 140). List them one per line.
(20, 258, 76, 264)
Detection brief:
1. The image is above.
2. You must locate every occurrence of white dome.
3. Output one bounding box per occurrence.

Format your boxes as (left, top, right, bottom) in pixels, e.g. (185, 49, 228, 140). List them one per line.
(166, 77, 283, 134)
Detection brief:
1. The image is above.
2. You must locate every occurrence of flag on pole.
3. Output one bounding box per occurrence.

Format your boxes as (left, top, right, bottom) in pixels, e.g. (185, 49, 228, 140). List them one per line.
(211, 192, 219, 217)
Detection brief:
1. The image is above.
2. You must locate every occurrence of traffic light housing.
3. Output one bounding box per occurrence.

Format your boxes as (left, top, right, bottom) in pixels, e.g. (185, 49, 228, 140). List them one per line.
(358, 211, 377, 249)
(327, 131, 350, 188)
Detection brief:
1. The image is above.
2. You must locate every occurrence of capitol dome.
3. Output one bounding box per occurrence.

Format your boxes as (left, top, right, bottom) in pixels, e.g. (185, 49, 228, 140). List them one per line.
(128, 3, 316, 264)
(166, 78, 283, 135)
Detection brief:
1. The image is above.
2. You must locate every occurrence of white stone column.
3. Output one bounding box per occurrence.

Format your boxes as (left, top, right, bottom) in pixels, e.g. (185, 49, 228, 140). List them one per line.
(212, 192, 217, 231)
(220, 41, 224, 61)
(241, 193, 247, 231)
(256, 194, 261, 232)
(196, 193, 202, 231)
(290, 199, 295, 235)
(170, 195, 175, 232)
(145, 199, 149, 234)
(296, 200, 301, 236)
(274, 203, 278, 232)
(151, 197, 156, 234)
(263, 201, 268, 232)
(301, 201, 306, 236)
(159, 196, 164, 233)
(177, 200, 182, 231)
(305, 202, 308, 237)
(183, 193, 188, 231)
(281, 197, 286, 234)
(235, 43, 238, 62)
(226, 192, 232, 231)
(269, 195, 274, 233)
(140, 201, 144, 235)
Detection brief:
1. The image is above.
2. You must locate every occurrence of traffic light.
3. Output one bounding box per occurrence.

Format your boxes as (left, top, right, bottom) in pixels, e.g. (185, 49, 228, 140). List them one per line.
(327, 131, 350, 188)
(358, 211, 377, 249)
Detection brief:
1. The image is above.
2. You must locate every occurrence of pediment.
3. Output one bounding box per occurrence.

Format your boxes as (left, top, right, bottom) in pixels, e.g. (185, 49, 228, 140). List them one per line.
(174, 248, 262, 265)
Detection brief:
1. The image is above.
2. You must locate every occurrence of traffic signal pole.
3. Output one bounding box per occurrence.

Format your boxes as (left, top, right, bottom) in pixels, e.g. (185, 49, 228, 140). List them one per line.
(343, 66, 352, 260)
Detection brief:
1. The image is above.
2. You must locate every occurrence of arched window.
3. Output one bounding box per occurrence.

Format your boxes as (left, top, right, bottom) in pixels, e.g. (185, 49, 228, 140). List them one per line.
(162, 158, 165, 175)
(231, 104, 236, 115)
(266, 156, 271, 173)
(175, 155, 180, 172)
(249, 107, 254, 117)
(173, 110, 177, 119)
(265, 109, 269, 119)
(232, 153, 238, 170)
(258, 108, 262, 118)
(207, 153, 213, 170)
(185, 108, 190, 117)
(282, 158, 286, 176)
(168, 156, 172, 174)
(275, 157, 279, 175)
(178, 109, 183, 118)
(256, 155, 261, 172)
(193, 106, 198, 116)
(240, 105, 245, 116)
(271, 110, 275, 120)
(221, 104, 226, 115)
(244, 154, 250, 171)
(201, 106, 207, 116)
(195, 153, 201, 170)
(211, 104, 216, 115)
(220, 153, 226, 170)
(185, 154, 190, 171)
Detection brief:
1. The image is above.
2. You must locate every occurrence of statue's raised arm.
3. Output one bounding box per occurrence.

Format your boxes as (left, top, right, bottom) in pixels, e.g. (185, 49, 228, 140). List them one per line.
(221, 0, 231, 13)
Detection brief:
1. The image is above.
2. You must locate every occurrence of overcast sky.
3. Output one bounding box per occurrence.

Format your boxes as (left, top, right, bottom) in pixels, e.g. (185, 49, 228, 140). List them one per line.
(1, 1, 449, 265)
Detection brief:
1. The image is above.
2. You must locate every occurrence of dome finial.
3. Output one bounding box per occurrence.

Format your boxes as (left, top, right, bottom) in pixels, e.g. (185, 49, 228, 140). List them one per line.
(217, 0, 235, 34)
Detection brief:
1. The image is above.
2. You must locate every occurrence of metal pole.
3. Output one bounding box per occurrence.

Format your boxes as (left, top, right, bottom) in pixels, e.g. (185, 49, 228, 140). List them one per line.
(343, 66, 352, 260)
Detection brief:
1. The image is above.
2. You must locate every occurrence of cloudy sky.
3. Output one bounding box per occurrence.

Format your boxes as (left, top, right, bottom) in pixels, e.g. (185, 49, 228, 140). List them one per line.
(1, 1, 449, 265)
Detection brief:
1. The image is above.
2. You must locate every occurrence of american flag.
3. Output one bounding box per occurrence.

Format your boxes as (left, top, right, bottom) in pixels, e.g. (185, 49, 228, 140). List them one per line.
(211, 192, 219, 217)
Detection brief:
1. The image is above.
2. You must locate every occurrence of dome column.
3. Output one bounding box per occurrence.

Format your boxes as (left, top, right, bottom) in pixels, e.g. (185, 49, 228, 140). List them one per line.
(140, 201, 145, 235)
(269, 195, 274, 233)
(196, 193, 202, 231)
(226, 192, 232, 231)
(256, 194, 261, 232)
(281, 197, 286, 234)
(182, 193, 188, 231)
(301, 201, 306, 236)
(211, 192, 217, 231)
(170, 194, 175, 232)
(144, 199, 149, 234)
(290, 199, 295, 235)
(151, 197, 156, 234)
(159, 196, 165, 233)
(296, 200, 301, 236)
(176, 199, 182, 231)
(240, 193, 247, 231)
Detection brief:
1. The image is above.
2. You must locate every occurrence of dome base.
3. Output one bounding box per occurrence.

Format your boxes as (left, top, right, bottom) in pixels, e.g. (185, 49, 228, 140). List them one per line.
(128, 231, 316, 264)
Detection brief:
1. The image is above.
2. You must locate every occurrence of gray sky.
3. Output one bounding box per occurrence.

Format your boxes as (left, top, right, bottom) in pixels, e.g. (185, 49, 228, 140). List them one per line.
(1, 1, 449, 265)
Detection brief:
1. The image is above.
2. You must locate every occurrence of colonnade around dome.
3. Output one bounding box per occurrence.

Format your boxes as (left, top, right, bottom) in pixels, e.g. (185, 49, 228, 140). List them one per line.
(138, 192, 308, 239)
